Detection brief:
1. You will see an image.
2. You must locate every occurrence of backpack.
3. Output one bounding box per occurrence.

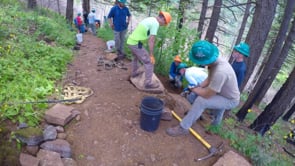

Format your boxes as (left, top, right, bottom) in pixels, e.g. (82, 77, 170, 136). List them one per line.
(74, 18, 78, 28)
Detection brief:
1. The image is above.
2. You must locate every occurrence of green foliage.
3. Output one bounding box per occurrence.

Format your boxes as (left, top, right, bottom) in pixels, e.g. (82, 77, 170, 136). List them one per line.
(98, 24, 114, 41)
(0, 2, 75, 126)
(154, 22, 199, 76)
(209, 116, 294, 166)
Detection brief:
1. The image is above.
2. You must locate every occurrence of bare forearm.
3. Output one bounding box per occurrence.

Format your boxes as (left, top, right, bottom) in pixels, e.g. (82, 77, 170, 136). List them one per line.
(148, 36, 155, 54)
(192, 87, 216, 99)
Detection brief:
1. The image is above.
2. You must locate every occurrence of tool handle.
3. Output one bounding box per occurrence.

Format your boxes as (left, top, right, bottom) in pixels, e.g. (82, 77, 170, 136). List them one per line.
(171, 111, 211, 149)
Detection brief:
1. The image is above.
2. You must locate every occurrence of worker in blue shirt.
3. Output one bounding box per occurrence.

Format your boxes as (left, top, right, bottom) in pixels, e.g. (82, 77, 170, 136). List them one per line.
(108, 0, 131, 60)
(169, 55, 184, 88)
(231, 42, 250, 89)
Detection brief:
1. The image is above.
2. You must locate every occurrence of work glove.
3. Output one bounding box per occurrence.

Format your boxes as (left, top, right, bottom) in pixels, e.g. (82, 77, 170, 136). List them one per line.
(150, 54, 155, 64)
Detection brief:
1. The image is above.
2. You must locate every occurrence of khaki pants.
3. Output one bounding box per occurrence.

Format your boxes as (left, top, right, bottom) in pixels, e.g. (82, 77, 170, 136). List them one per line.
(128, 45, 154, 86)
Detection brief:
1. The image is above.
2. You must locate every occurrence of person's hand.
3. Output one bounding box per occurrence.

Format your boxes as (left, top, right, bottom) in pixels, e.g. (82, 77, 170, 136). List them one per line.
(150, 55, 155, 64)
(110, 23, 114, 29)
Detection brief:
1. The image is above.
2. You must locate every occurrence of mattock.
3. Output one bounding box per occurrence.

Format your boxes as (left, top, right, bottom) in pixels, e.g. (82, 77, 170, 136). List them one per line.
(171, 111, 224, 161)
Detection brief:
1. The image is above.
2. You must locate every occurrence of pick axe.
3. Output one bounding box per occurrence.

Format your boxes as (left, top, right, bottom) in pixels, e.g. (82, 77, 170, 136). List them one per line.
(171, 111, 223, 161)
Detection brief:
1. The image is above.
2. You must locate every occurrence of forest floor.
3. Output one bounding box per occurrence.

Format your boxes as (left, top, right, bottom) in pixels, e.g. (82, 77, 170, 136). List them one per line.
(62, 31, 249, 166)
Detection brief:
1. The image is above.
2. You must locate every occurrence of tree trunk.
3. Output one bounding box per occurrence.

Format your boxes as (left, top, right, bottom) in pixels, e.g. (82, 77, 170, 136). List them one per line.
(83, 0, 90, 14)
(236, 0, 294, 121)
(197, 0, 209, 39)
(177, 0, 187, 30)
(66, 0, 74, 23)
(229, 0, 251, 63)
(249, 66, 295, 135)
(282, 104, 295, 121)
(239, 0, 278, 91)
(235, 0, 278, 121)
(28, 0, 37, 9)
(205, 0, 222, 43)
(254, 1, 295, 104)
(56, 0, 61, 14)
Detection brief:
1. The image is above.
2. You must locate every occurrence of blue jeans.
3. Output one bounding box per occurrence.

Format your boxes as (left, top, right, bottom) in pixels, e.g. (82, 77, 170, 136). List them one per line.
(180, 95, 239, 128)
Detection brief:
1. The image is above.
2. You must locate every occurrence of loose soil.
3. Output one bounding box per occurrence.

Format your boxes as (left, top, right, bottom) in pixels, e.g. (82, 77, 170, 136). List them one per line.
(64, 32, 241, 166)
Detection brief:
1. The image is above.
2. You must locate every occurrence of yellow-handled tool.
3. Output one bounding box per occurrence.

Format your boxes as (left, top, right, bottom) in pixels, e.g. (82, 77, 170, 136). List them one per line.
(171, 111, 223, 161)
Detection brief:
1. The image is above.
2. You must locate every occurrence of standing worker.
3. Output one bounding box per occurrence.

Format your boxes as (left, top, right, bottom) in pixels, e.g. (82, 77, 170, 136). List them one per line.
(166, 40, 240, 136)
(127, 11, 172, 89)
(88, 8, 97, 36)
(231, 42, 250, 89)
(83, 11, 89, 28)
(108, 0, 131, 60)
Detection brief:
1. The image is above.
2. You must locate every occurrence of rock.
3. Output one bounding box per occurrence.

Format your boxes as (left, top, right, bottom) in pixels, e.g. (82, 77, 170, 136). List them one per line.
(26, 145, 39, 156)
(14, 127, 43, 146)
(213, 150, 252, 166)
(19, 153, 40, 166)
(40, 139, 72, 158)
(55, 126, 65, 133)
(44, 103, 76, 126)
(57, 133, 67, 139)
(17, 123, 28, 129)
(37, 149, 63, 166)
(43, 125, 57, 141)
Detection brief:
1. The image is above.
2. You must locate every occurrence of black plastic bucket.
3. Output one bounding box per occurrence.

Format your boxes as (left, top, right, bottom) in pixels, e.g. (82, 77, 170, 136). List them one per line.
(140, 96, 164, 132)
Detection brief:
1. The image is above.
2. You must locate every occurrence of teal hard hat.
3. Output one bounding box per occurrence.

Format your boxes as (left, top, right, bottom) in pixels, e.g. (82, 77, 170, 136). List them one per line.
(118, 0, 126, 4)
(234, 42, 250, 57)
(176, 63, 187, 72)
(189, 40, 219, 65)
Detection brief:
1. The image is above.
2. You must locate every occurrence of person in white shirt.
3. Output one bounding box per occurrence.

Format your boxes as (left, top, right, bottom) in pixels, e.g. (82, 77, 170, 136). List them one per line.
(178, 66, 208, 104)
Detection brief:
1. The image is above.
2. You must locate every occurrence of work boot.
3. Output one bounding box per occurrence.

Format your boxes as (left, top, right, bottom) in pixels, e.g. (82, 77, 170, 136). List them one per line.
(145, 83, 159, 89)
(166, 125, 189, 137)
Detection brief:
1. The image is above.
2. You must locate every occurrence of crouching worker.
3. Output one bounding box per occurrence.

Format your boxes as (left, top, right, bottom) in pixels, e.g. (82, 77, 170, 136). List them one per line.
(169, 55, 182, 88)
(179, 66, 208, 104)
(169, 61, 186, 89)
(166, 40, 240, 136)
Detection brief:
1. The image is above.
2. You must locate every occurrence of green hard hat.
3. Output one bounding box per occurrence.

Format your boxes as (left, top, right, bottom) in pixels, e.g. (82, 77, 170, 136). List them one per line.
(234, 42, 250, 57)
(176, 63, 187, 72)
(189, 40, 219, 65)
(118, 0, 126, 4)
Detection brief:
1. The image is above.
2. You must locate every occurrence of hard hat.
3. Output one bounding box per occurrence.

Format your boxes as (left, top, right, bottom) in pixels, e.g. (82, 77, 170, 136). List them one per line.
(77, 12, 81, 16)
(189, 40, 219, 65)
(174, 55, 182, 62)
(234, 42, 250, 57)
(159, 11, 172, 25)
(91, 8, 95, 12)
(176, 63, 187, 72)
(118, 0, 126, 4)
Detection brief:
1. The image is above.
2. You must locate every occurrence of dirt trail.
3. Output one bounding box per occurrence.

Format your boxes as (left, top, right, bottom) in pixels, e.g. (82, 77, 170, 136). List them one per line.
(64, 32, 233, 166)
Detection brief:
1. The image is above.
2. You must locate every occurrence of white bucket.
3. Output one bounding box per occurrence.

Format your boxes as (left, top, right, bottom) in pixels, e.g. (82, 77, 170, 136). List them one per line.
(106, 40, 115, 50)
(76, 33, 83, 44)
